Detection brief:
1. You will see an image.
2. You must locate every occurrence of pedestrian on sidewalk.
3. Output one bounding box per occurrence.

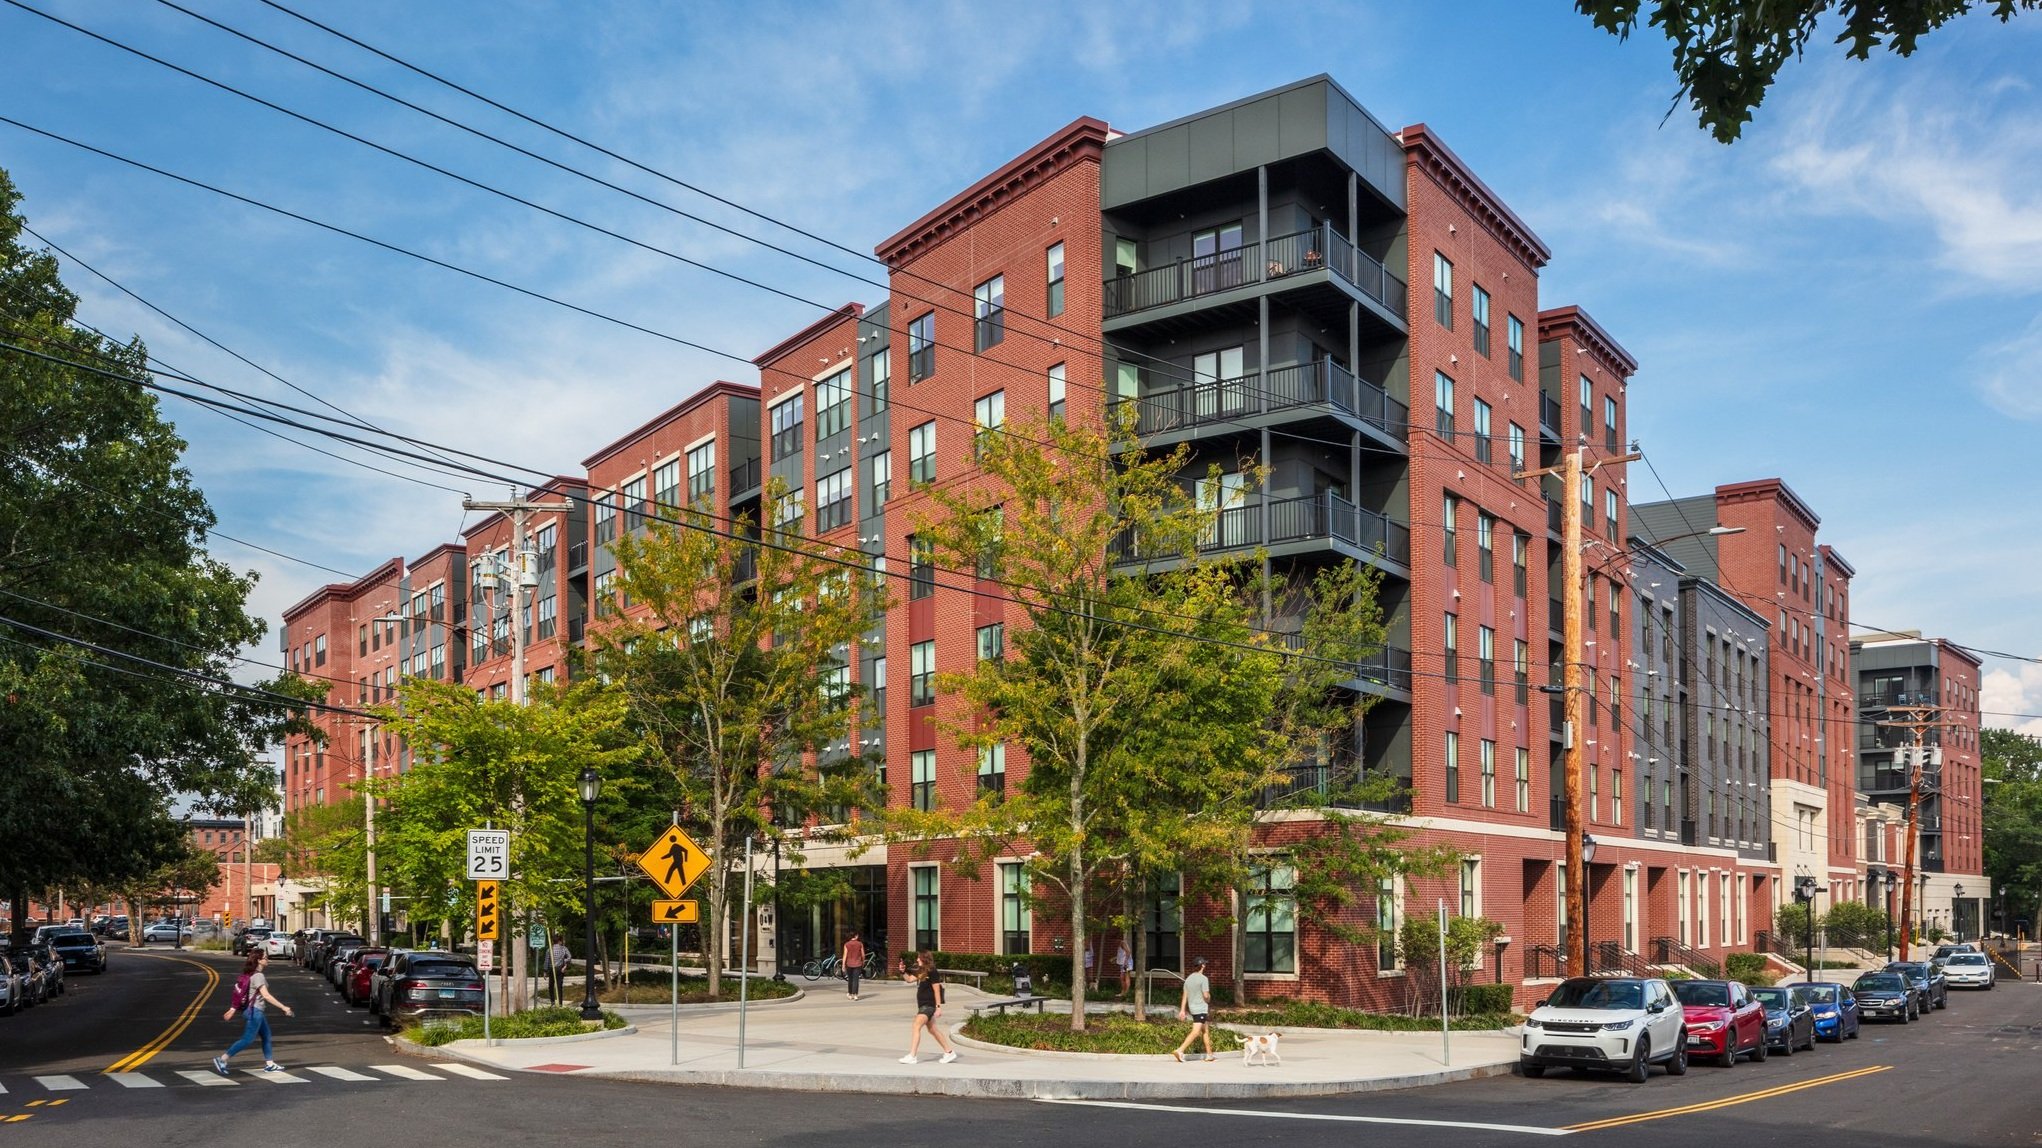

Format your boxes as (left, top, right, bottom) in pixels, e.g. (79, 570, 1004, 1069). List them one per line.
(213, 950, 294, 1076)
(548, 935, 571, 1006)
(1113, 937, 1132, 995)
(1171, 955, 1213, 1063)
(843, 932, 867, 1001)
(898, 952, 959, 1065)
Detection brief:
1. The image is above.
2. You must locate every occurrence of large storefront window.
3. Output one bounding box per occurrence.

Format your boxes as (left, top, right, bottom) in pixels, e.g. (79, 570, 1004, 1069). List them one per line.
(1245, 863, 1296, 974)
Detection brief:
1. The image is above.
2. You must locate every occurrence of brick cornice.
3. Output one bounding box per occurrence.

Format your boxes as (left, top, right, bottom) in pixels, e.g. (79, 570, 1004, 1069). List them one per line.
(1400, 123, 1551, 272)
(875, 117, 1108, 267)
(1538, 305, 1639, 378)
(1716, 478, 1820, 533)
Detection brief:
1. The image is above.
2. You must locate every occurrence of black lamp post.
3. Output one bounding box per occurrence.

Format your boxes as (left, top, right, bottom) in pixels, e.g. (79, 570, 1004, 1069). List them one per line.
(1885, 871, 1897, 959)
(1581, 835, 1597, 972)
(578, 766, 603, 1021)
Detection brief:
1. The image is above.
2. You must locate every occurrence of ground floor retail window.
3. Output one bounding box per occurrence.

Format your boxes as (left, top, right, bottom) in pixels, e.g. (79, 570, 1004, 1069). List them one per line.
(1245, 863, 1296, 974)
(913, 866, 939, 952)
(1145, 873, 1181, 969)
(1000, 862, 1030, 954)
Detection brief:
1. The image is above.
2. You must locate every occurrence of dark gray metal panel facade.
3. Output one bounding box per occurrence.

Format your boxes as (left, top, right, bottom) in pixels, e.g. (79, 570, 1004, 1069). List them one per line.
(1101, 77, 1404, 212)
(1631, 497, 1723, 579)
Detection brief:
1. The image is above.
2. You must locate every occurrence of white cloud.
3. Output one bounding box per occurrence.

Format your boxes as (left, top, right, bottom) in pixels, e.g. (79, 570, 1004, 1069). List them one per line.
(1981, 665, 2042, 737)
(1974, 317, 2042, 421)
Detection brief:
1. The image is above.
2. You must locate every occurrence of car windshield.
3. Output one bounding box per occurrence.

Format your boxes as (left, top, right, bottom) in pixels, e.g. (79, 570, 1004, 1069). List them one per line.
(1889, 963, 1927, 977)
(1544, 979, 1644, 1010)
(1671, 981, 1729, 1006)
(1856, 974, 1905, 991)
(1750, 988, 1790, 1009)
(406, 962, 475, 980)
(1949, 954, 1988, 966)
(1803, 986, 1838, 1003)
(50, 936, 93, 948)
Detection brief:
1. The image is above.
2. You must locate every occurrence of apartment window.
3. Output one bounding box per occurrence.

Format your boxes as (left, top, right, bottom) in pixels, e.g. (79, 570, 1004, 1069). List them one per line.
(1000, 861, 1030, 953)
(1442, 494, 1458, 566)
(1512, 531, 1529, 598)
(1445, 730, 1461, 802)
(974, 505, 1003, 579)
(357, 625, 368, 656)
(908, 534, 934, 600)
(1045, 242, 1065, 318)
(1508, 422, 1526, 477)
(868, 348, 890, 413)
(1515, 638, 1530, 704)
(978, 744, 1006, 801)
(314, 634, 326, 666)
(869, 451, 892, 507)
(973, 391, 1005, 460)
(1376, 876, 1401, 970)
(817, 368, 852, 441)
(1476, 512, 1495, 582)
(1471, 284, 1491, 355)
(1516, 747, 1531, 813)
(908, 420, 937, 485)
(622, 476, 648, 532)
(594, 492, 617, 544)
(1605, 488, 1620, 538)
(1244, 863, 1297, 974)
(536, 594, 557, 640)
(686, 441, 716, 506)
(593, 570, 615, 617)
(1191, 222, 1244, 292)
(1434, 371, 1455, 438)
(1603, 394, 1619, 451)
(1578, 374, 1593, 430)
(976, 622, 1004, 662)
(1046, 362, 1066, 421)
(1478, 625, 1496, 696)
(1611, 768, 1624, 827)
(869, 655, 886, 718)
(1473, 398, 1492, 462)
(1432, 252, 1453, 329)
(770, 394, 805, 463)
(1444, 612, 1459, 684)
(1609, 582, 1622, 636)
(771, 488, 804, 537)
(912, 865, 939, 949)
(816, 467, 853, 532)
(909, 750, 938, 813)
(910, 640, 936, 707)
(1507, 314, 1525, 381)
(1580, 472, 1594, 524)
(650, 460, 680, 512)
(1480, 739, 1496, 808)
(908, 312, 935, 381)
(1461, 857, 1482, 918)
(974, 274, 1005, 351)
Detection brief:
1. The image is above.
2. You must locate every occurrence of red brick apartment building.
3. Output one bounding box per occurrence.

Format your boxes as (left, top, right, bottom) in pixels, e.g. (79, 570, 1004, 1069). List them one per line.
(282, 76, 1804, 1001)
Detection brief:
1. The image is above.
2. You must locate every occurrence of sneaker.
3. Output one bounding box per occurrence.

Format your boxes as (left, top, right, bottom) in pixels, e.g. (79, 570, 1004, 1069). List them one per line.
(897, 1055, 919, 1064)
(263, 1063, 285, 1073)
(211, 1056, 229, 1078)
(939, 1051, 958, 1064)
(1171, 1050, 1184, 1063)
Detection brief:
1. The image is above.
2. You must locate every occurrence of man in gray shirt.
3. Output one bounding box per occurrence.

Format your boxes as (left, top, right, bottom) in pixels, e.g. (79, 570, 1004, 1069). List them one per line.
(1171, 955, 1213, 1063)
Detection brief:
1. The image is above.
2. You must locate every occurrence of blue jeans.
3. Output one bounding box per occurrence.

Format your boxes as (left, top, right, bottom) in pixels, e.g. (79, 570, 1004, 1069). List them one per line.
(225, 1009, 272, 1062)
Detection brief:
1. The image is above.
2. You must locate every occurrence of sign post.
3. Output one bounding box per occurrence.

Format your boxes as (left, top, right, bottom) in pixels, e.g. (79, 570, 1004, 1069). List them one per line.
(470, 826, 508, 1046)
(634, 819, 711, 1067)
(467, 830, 510, 881)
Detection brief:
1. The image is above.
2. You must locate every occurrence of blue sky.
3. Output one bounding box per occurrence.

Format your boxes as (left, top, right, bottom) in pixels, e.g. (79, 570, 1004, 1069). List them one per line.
(3, 1, 2038, 732)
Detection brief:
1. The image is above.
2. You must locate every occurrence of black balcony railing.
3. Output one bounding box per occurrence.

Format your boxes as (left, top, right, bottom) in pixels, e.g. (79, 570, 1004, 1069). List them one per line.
(566, 540, 588, 571)
(567, 615, 586, 644)
(729, 457, 761, 496)
(1527, 943, 1566, 979)
(1104, 225, 1408, 322)
(1540, 392, 1563, 434)
(1546, 498, 1563, 534)
(1116, 359, 1408, 439)
(1115, 493, 1411, 567)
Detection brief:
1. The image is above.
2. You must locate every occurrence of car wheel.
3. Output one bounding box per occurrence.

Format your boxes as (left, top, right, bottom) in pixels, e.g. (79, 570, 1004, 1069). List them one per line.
(1751, 1031, 1768, 1062)
(1520, 1062, 1545, 1078)
(1718, 1039, 1738, 1069)
(1847, 1018, 1859, 1039)
(1778, 1032, 1794, 1056)
(1801, 1024, 1815, 1051)
(1626, 1039, 1650, 1084)
(1665, 1040, 1688, 1076)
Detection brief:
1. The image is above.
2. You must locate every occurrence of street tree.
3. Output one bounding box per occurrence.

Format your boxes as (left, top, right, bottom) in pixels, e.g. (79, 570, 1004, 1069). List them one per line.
(587, 488, 884, 998)
(1576, 1, 2039, 142)
(896, 411, 1436, 1031)
(1983, 727, 2042, 936)
(0, 168, 318, 942)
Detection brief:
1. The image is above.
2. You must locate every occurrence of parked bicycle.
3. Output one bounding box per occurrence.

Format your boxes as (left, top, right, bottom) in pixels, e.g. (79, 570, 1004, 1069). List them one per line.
(801, 950, 886, 981)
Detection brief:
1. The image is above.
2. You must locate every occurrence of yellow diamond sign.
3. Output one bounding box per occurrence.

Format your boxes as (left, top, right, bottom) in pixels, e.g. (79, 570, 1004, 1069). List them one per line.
(637, 825, 710, 899)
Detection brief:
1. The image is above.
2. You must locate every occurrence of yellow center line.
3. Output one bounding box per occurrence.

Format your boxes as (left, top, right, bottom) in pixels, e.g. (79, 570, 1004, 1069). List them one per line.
(103, 954, 220, 1074)
(1564, 1065, 1892, 1132)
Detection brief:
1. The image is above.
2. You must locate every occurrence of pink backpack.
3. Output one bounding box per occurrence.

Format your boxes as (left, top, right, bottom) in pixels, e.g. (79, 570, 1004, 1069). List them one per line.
(230, 973, 252, 1011)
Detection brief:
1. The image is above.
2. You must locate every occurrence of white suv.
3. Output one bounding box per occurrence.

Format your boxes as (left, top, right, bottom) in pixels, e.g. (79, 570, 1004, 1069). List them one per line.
(1942, 951, 1995, 989)
(1521, 976, 1690, 1083)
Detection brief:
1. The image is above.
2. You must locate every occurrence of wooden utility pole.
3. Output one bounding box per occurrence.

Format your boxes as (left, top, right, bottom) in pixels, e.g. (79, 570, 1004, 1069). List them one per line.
(1878, 703, 1945, 963)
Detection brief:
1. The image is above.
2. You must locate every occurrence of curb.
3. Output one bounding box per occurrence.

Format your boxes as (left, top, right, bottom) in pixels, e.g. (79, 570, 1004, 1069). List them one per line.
(608, 988, 806, 1014)
(400, 1023, 638, 1053)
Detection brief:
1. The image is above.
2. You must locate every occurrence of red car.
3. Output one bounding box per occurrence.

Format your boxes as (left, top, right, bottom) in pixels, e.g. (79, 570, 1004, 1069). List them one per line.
(346, 948, 390, 1007)
(1671, 978, 1767, 1067)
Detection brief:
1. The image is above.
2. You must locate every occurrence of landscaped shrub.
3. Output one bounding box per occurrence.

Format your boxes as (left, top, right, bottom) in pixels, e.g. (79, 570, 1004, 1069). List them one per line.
(1452, 982, 1516, 1015)
(1724, 951, 1775, 985)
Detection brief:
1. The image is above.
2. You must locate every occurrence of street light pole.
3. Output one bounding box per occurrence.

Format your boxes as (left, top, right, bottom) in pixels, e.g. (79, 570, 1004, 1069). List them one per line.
(1582, 835, 1598, 972)
(578, 767, 603, 1021)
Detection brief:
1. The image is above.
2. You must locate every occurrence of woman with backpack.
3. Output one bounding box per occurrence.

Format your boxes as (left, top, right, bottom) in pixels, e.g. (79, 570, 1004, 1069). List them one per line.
(213, 949, 294, 1076)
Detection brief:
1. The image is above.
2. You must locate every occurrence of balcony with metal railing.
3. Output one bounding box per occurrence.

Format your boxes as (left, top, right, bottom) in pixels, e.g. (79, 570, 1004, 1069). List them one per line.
(1112, 492, 1411, 572)
(728, 457, 762, 500)
(566, 540, 588, 573)
(1539, 392, 1562, 442)
(1115, 359, 1408, 444)
(1103, 225, 1407, 326)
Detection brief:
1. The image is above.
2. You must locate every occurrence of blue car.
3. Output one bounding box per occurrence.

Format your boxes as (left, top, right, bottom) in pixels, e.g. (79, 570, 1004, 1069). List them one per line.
(1801, 982, 1861, 1042)
(1748, 984, 1817, 1053)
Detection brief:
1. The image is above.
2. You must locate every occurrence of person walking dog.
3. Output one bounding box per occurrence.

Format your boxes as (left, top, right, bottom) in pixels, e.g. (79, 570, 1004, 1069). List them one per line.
(214, 949, 294, 1076)
(1171, 955, 1213, 1063)
(898, 952, 959, 1065)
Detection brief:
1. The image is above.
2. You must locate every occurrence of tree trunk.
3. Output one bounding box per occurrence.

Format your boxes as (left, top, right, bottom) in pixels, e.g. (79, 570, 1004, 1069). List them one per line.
(1130, 879, 1148, 1023)
(1068, 846, 1087, 1033)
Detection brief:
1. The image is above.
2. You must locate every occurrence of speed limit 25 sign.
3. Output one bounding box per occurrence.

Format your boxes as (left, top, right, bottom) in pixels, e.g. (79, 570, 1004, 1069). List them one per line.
(466, 829, 510, 880)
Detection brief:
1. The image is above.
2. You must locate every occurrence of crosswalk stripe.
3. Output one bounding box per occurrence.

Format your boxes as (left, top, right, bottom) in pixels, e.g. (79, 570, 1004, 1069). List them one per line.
(175, 1070, 238, 1087)
(368, 1064, 442, 1081)
(429, 1063, 508, 1080)
(302, 1066, 377, 1082)
(33, 1076, 86, 1091)
(242, 1069, 309, 1084)
(108, 1073, 164, 1089)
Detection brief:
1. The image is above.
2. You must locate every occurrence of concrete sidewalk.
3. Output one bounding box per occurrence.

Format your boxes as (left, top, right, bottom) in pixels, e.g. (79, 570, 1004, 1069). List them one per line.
(406, 979, 1518, 1099)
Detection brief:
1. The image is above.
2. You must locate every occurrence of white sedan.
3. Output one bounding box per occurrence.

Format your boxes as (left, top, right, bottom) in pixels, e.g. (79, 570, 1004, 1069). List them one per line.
(263, 933, 297, 959)
(1942, 951, 1995, 989)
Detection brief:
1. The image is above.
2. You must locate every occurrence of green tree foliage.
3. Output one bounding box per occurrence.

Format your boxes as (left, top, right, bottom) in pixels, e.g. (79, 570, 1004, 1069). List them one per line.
(0, 168, 318, 941)
(1983, 727, 2042, 934)
(1818, 898, 1889, 950)
(1397, 912, 1505, 1015)
(588, 487, 884, 997)
(897, 411, 1436, 1030)
(1576, 1, 2040, 142)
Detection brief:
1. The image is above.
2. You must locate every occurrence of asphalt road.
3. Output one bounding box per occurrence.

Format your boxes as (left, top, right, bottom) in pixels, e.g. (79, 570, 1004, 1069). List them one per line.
(3, 948, 2034, 1147)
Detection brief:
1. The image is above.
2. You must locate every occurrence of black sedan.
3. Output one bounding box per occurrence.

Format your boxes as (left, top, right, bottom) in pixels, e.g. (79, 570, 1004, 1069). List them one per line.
(1885, 961, 1948, 1011)
(1852, 971, 1919, 1023)
(47, 932, 106, 974)
(1749, 984, 1817, 1054)
(375, 951, 485, 1026)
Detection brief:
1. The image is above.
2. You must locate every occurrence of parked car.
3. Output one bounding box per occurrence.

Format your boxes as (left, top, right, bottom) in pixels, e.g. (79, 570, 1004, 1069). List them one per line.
(1749, 985, 1817, 1054)
(293, 929, 331, 967)
(8, 953, 47, 1007)
(233, 928, 273, 956)
(374, 951, 485, 1026)
(31, 925, 86, 946)
(27, 944, 63, 998)
(0, 959, 21, 1015)
(1800, 982, 1861, 1042)
(1941, 950, 1996, 990)
(1885, 961, 1948, 1012)
(1519, 976, 1690, 1083)
(263, 933, 297, 959)
(328, 940, 373, 989)
(47, 932, 106, 975)
(1931, 942, 1979, 961)
(1669, 979, 1768, 1067)
(101, 916, 130, 940)
(1851, 971, 1918, 1023)
(89, 915, 110, 933)
(311, 933, 363, 974)
(345, 948, 390, 1006)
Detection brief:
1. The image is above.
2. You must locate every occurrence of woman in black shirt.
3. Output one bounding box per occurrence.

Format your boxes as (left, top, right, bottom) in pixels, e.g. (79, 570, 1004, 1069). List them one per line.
(899, 952, 959, 1064)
